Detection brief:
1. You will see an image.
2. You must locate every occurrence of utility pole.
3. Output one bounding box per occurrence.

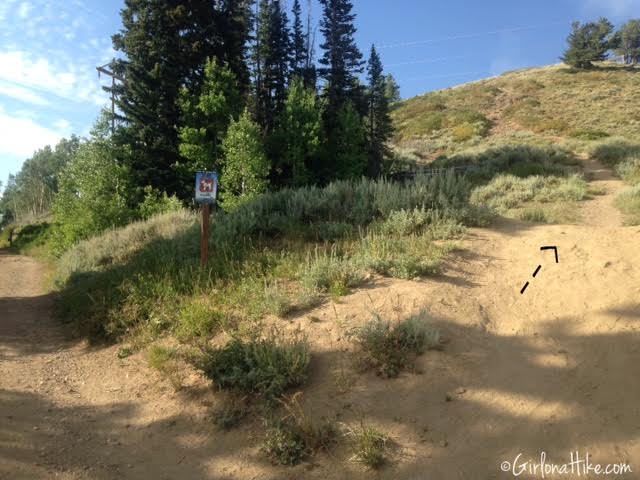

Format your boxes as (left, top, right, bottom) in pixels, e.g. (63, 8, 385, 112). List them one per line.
(96, 62, 124, 134)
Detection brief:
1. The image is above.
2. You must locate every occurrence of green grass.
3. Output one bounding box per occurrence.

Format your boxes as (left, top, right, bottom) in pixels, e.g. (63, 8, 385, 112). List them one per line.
(146, 345, 183, 390)
(198, 329, 310, 399)
(350, 311, 440, 377)
(616, 157, 640, 184)
(615, 185, 640, 225)
(470, 174, 590, 222)
(346, 422, 390, 469)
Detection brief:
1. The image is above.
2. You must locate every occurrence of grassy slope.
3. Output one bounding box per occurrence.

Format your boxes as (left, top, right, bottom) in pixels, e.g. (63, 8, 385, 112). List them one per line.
(392, 63, 640, 162)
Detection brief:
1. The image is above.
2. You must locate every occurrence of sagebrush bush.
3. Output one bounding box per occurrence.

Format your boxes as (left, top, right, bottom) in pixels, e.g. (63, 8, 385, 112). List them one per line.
(301, 247, 365, 296)
(615, 185, 640, 225)
(346, 423, 390, 469)
(199, 329, 310, 399)
(470, 174, 589, 212)
(350, 311, 440, 377)
(616, 157, 640, 184)
(357, 234, 453, 279)
(432, 145, 577, 184)
(591, 138, 640, 166)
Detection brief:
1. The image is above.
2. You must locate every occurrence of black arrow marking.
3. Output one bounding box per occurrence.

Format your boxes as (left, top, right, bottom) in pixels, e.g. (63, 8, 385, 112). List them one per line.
(540, 246, 559, 263)
(520, 247, 559, 294)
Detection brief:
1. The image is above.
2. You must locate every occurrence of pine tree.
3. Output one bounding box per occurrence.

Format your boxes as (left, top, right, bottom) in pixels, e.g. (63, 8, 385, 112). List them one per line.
(383, 74, 401, 104)
(366, 45, 393, 179)
(615, 19, 640, 65)
(178, 59, 243, 184)
(562, 18, 615, 69)
(318, 0, 365, 179)
(253, 0, 291, 134)
(318, 0, 364, 120)
(334, 102, 367, 180)
(217, 0, 254, 94)
(277, 77, 321, 186)
(290, 0, 306, 77)
(220, 109, 270, 210)
(111, 0, 185, 197)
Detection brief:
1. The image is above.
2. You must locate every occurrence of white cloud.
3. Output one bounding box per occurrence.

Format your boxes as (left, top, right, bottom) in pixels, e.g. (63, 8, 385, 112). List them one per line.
(0, 111, 61, 157)
(0, 82, 50, 105)
(54, 119, 71, 131)
(0, 50, 106, 107)
(17, 1, 32, 19)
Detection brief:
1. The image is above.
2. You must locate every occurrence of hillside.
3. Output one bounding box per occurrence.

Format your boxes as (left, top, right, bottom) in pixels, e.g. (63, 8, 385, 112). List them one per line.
(392, 63, 640, 163)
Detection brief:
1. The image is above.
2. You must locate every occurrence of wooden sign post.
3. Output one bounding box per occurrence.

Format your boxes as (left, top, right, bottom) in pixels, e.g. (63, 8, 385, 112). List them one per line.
(200, 203, 210, 267)
(195, 171, 219, 268)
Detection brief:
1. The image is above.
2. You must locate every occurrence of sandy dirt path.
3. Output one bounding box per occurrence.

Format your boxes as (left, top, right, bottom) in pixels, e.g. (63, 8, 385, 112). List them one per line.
(1, 159, 639, 479)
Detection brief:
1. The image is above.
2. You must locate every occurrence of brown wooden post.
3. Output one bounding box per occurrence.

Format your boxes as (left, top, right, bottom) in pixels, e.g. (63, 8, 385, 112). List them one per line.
(200, 203, 210, 267)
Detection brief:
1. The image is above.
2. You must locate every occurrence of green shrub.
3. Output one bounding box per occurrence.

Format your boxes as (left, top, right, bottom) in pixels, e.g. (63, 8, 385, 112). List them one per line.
(147, 345, 183, 390)
(470, 174, 589, 212)
(301, 247, 365, 296)
(615, 185, 640, 225)
(591, 139, 640, 166)
(199, 329, 310, 399)
(519, 207, 548, 223)
(616, 157, 640, 184)
(262, 420, 307, 466)
(357, 234, 452, 279)
(52, 139, 135, 255)
(261, 392, 338, 465)
(346, 423, 390, 469)
(138, 186, 184, 220)
(451, 123, 476, 142)
(212, 397, 248, 430)
(175, 297, 225, 341)
(350, 311, 440, 377)
(432, 145, 577, 183)
(568, 129, 610, 140)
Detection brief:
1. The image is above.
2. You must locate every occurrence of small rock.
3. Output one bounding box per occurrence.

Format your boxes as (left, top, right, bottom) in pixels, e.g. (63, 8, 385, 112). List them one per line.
(440, 440, 448, 448)
(33, 426, 39, 431)
(455, 387, 467, 395)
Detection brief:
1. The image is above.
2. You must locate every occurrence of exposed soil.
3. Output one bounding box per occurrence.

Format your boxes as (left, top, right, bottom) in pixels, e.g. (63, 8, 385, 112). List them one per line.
(2, 159, 639, 479)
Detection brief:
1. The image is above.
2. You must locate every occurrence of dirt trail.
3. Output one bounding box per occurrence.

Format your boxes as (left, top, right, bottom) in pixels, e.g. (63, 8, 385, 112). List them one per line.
(2, 159, 640, 479)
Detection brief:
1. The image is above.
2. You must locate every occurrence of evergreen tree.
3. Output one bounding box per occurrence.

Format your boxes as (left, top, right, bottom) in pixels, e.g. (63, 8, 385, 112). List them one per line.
(562, 18, 615, 69)
(253, 0, 291, 134)
(334, 102, 367, 180)
(318, 0, 364, 117)
(318, 0, 365, 178)
(614, 19, 640, 64)
(277, 77, 321, 186)
(217, 0, 254, 94)
(366, 45, 393, 179)
(383, 74, 401, 104)
(178, 59, 243, 185)
(220, 109, 270, 210)
(290, 0, 306, 77)
(111, 0, 189, 197)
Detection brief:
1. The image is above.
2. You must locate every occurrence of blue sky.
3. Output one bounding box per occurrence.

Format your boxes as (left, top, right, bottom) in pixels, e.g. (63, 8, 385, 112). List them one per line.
(1, 0, 639, 188)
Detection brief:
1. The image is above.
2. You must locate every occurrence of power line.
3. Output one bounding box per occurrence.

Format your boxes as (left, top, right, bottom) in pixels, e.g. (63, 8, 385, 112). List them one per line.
(386, 54, 471, 67)
(380, 21, 567, 49)
(402, 70, 492, 82)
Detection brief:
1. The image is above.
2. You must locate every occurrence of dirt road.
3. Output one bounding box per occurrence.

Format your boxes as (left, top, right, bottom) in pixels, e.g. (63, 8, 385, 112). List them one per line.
(1, 160, 639, 479)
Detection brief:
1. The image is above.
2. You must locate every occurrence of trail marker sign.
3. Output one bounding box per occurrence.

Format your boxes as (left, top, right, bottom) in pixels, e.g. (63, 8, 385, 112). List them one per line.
(195, 171, 218, 204)
(195, 171, 218, 268)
